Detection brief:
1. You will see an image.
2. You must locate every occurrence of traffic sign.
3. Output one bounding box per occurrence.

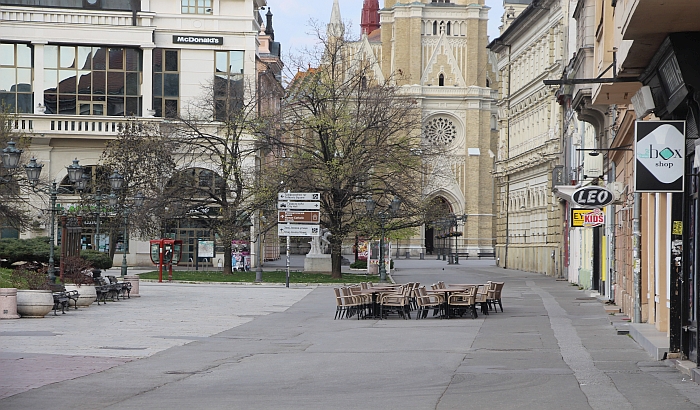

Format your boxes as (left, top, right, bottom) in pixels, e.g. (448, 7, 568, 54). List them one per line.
(278, 192, 320, 201)
(278, 211, 320, 223)
(277, 201, 320, 210)
(278, 224, 321, 236)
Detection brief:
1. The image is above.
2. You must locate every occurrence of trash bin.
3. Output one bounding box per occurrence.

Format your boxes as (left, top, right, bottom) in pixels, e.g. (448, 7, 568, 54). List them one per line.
(419, 252, 424, 260)
(405, 251, 410, 259)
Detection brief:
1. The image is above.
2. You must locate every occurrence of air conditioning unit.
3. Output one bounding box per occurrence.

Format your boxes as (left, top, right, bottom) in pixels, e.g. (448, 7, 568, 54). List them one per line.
(583, 152, 603, 179)
(631, 86, 655, 120)
(607, 181, 626, 203)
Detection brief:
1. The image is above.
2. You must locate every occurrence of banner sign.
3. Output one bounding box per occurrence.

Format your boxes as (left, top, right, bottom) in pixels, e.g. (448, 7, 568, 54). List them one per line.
(571, 208, 605, 228)
(634, 121, 685, 192)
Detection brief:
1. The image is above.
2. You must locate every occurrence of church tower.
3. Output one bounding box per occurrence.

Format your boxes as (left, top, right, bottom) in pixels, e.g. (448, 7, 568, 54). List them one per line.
(360, 0, 380, 35)
(338, 0, 497, 256)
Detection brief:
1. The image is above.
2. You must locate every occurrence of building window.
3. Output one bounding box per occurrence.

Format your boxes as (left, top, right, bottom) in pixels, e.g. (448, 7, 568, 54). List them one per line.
(439, 73, 445, 87)
(153, 48, 180, 118)
(44, 45, 142, 116)
(424, 116, 457, 146)
(182, 0, 212, 14)
(0, 42, 33, 113)
(214, 50, 245, 121)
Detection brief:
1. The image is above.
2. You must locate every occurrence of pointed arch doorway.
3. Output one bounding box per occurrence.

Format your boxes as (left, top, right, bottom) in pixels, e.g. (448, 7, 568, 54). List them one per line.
(425, 196, 453, 256)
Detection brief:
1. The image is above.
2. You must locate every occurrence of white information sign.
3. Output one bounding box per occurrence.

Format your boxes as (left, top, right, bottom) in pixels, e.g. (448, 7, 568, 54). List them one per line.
(277, 201, 321, 210)
(278, 224, 321, 236)
(278, 192, 320, 201)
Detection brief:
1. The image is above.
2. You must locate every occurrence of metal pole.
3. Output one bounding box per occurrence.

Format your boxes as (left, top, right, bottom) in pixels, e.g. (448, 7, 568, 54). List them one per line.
(121, 209, 128, 277)
(255, 210, 263, 283)
(379, 221, 386, 283)
(95, 189, 101, 253)
(633, 192, 642, 323)
(48, 182, 57, 283)
(286, 190, 290, 288)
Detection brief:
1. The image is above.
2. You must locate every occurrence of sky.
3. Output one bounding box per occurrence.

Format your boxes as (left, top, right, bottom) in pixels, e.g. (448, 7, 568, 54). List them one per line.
(272, 0, 505, 57)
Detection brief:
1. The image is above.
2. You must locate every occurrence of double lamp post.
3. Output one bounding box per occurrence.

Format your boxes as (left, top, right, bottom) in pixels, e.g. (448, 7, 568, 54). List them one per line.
(365, 197, 401, 283)
(2, 140, 143, 279)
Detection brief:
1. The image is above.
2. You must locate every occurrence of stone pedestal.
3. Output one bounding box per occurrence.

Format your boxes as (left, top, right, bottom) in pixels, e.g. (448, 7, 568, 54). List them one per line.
(124, 275, 140, 297)
(304, 254, 332, 272)
(0, 288, 20, 319)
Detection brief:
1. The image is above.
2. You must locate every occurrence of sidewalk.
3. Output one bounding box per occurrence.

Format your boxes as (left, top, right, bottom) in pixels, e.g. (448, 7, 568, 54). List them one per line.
(2, 259, 700, 409)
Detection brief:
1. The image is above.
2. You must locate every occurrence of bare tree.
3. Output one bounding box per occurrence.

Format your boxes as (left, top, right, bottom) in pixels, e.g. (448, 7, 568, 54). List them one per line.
(163, 72, 281, 275)
(0, 108, 37, 231)
(263, 23, 448, 278)
(97, 119, 179, 259)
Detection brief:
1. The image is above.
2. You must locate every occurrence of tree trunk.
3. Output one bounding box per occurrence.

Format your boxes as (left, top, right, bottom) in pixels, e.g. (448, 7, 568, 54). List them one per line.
(223, 241, 233, 275)
(330, 239, 342, 279)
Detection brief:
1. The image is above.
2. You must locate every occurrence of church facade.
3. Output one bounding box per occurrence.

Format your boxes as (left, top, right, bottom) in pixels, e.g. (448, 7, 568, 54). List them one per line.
(332, 0, 498, 257)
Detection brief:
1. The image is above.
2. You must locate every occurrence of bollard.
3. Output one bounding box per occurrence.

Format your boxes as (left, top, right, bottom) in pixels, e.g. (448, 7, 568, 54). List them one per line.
(124, 275, 140, 297)
(405, 251, 410, 259)
(419, 252, 424, 260)
(0, 288, 20, 319)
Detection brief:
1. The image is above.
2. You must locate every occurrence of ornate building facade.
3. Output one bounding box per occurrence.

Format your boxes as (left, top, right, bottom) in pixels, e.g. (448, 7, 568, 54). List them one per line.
(332, 0, 498, 256)
(488, 0, 569, 274)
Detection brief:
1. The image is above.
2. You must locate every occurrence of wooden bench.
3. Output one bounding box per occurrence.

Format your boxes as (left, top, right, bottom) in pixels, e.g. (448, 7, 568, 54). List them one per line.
(48, 284, 79, 315)
(477, 252, 496, 259)
(107, 275, 132, 299)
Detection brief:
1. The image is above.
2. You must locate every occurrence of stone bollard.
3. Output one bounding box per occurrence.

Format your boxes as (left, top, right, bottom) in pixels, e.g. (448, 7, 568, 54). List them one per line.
(0, 288, 20, 319)
(124, 275, 140, 297)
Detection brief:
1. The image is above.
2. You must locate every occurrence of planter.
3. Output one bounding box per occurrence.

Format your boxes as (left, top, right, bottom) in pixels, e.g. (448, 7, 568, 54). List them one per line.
(16, 290, 54, 318)
(0, 288, 20, 319)
(124, 275, 140, 297)
(64, 284, 96, 307)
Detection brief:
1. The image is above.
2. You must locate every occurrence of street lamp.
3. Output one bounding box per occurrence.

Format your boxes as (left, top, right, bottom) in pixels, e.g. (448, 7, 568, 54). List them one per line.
(109, 170, 143, 277)
(2, 141, 87, 282)
(366, 197, 401, 283)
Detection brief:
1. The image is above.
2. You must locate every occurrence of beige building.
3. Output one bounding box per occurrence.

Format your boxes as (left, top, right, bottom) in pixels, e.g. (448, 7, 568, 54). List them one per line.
(488, 0, 569, 274)
(0, 0, 281, 267)
(332, 0, 498, 257)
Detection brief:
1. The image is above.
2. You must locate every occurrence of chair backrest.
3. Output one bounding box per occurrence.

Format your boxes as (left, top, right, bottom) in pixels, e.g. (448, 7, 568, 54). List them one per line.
(494, 282, 504, 298)
(334, 288, 343, 307)
(437, 281, 446, 289)
(360, 282, 369, 290)
(431, 284, 438, 290)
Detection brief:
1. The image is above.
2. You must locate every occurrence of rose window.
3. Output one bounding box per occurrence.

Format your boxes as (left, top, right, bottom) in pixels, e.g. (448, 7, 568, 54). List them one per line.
(424, 117, 457, 146)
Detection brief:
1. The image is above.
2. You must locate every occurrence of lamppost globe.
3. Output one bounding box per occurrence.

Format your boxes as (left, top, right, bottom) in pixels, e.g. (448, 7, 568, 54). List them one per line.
(365, 198, 376, 214)
(109, 170, 124, 191)
(74, 172, 90, 192)
(108, 193, 118, 208)
(66, 158, 84, 183)
(2, 140, 23, 169)
(23, 157, 43, 186)
(134, 191, 145, 208)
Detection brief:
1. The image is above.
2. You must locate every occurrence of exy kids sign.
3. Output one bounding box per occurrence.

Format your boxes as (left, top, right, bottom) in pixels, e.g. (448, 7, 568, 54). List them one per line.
(635, 121, 685, 192)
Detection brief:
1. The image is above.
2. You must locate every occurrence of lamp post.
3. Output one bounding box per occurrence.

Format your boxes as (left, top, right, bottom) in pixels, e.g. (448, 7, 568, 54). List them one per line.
(3, 142, 86, 282)
(366, 197, 401, 283)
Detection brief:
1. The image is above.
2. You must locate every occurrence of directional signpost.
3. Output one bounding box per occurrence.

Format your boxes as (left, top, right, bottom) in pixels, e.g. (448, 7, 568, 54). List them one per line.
(278, 192, 320, 287)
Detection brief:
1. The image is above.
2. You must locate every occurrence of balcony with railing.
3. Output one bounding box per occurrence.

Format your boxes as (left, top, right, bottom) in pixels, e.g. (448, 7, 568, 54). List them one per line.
(11, 114, 162, 139)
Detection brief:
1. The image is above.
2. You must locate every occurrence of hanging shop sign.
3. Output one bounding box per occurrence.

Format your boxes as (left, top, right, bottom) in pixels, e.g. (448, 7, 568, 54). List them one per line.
(571, 208, 605, 228)
(572, 186, 614, 208)
(634, 120, 685, 192)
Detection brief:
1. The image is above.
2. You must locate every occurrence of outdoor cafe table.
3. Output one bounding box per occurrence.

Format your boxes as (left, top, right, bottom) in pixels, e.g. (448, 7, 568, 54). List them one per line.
(426, 286, 472, 318)
(359, 287, 401, 319)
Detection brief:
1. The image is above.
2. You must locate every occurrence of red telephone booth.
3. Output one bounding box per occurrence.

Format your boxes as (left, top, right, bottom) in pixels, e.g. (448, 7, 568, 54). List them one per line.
(150, 239, 183, 282)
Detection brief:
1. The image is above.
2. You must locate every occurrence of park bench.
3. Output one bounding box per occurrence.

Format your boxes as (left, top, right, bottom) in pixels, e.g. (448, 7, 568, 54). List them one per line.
(477, 251, 496, 259)
(94, 276, 120, 304)
(48, 284, 79, 315)
(107, 275, 132, 299)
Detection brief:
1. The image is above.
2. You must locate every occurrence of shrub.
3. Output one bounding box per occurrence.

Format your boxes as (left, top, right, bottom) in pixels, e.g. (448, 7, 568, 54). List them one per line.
(350, 260, 367, 269)
(61, 256, 95, 286)
(10, 267, 50, 290)
(80, 250, 113, 270)
(0, 237, 57, 267)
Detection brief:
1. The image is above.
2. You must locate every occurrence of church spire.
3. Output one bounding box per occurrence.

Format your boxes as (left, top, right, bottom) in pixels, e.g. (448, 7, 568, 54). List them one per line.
(265, 7, 274, 41)
(327, 0, 344, 39)
(360, 0, 380, 35)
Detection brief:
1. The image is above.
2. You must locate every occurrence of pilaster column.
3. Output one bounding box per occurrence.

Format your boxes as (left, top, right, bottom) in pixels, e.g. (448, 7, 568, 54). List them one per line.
(31, 41, 48, 114)
(142, 46, 154, 117)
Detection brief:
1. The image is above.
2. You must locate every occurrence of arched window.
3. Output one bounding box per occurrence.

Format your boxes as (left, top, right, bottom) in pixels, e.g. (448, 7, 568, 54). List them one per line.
(486, 78, 490, 87)
(439, 21, 445, 34)
(433, 21, 437, 35)
(446, 22, 451, 36)
(439, 73, 445, 87)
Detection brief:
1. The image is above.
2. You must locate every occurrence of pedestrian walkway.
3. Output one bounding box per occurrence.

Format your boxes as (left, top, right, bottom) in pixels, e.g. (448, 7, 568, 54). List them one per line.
(2, 259, 700, 409)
